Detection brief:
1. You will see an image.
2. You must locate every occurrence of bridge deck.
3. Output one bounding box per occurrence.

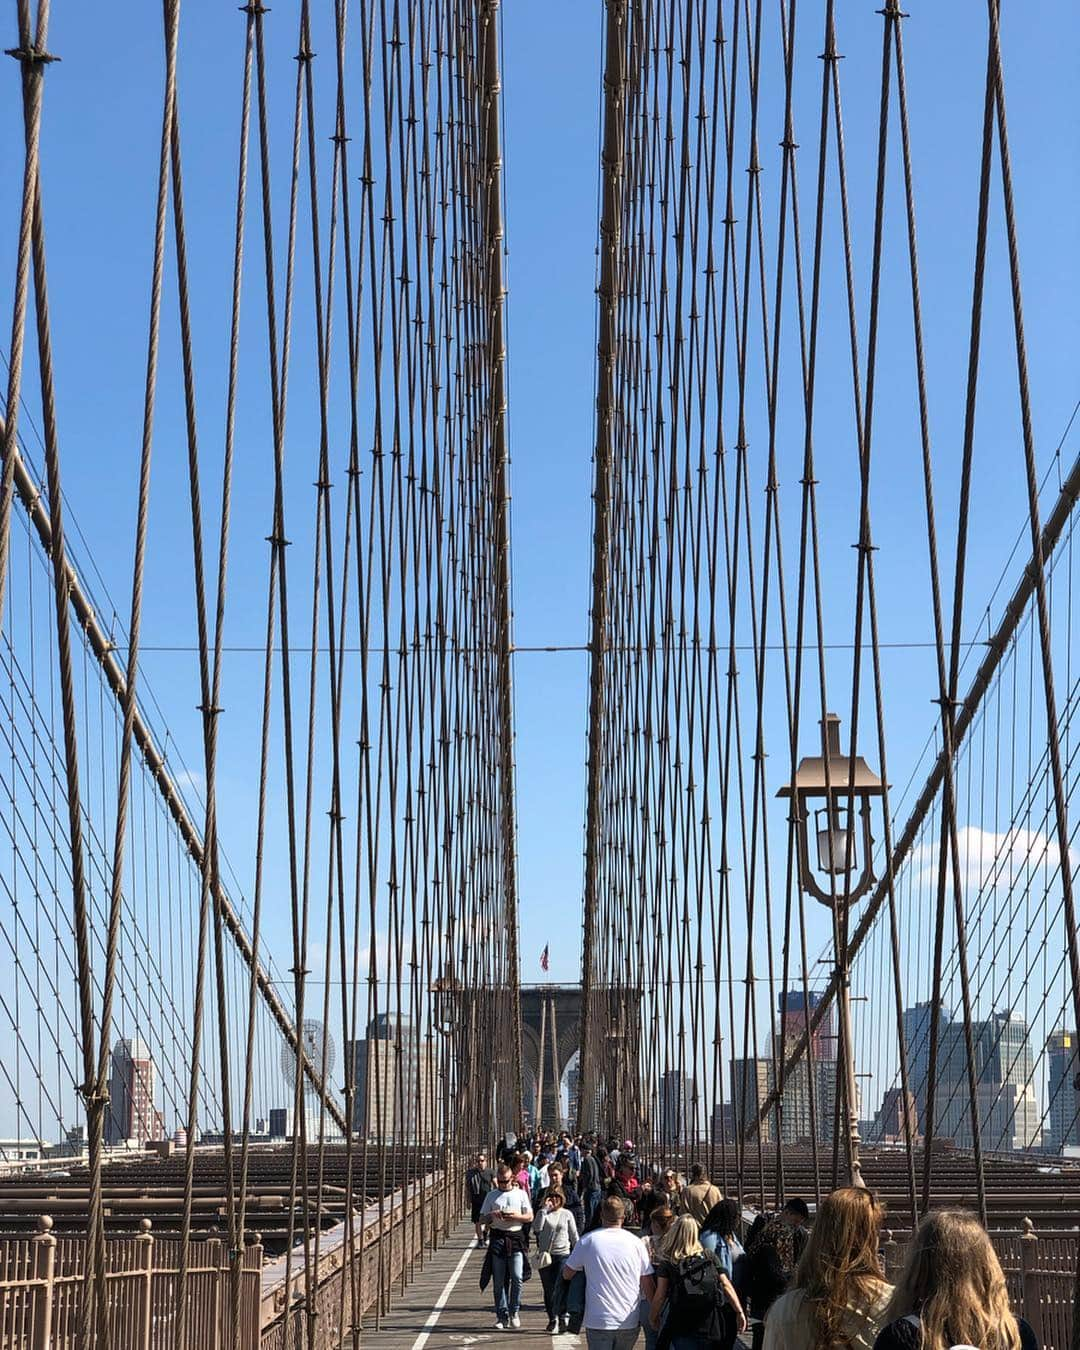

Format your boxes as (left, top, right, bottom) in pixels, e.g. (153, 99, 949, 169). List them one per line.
(366, 1221, 582, 1350)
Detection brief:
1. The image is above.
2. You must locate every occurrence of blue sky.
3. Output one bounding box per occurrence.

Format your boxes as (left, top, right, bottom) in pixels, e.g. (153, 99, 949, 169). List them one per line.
(1, 0, 1079, 1138)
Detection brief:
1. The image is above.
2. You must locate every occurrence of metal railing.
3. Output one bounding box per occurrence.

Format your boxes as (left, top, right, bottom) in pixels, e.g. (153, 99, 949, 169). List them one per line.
(881, 1220, 1077, 1350)
(0, 1165, 458, 1348)
(0, 1217, 262, 1348)
(258, 1165, 457, 1348)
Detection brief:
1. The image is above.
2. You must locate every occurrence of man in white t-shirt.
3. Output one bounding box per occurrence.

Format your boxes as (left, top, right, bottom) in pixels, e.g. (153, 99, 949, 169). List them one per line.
(563, 1196, 654, 1350)
(480, 1164, 533, 1329)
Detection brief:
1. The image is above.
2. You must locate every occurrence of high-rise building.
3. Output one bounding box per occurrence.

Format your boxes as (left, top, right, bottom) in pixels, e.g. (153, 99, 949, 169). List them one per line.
(105, 1038, 160, 1146)
(1046, 1030, 1080, 1153)
(350, 1013, 438, 1143)
(773, 991, 843, 1145)
(658, 1070, 694, 1146)
(868, 1087, 918, 1144)
(728, 1051, 845, 1148)
(934, 1010, 1040, 1151)
(710, 1100, 738, 1147)
(772, 1055, 845, 1145)
(729, 1058, 773, 1145)
(779, 989, 837, 1061)
(979, 1011, 1039, 1149)
(901, 1001, 950, 1135)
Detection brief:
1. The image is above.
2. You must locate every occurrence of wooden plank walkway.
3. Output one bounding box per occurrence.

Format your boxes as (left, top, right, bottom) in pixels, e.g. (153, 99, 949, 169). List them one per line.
(363, 1221, 586, 1350)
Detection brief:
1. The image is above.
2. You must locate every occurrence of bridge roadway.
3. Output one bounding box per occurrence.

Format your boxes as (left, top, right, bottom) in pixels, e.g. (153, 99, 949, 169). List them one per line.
(0, 1145, 443, 1250)
(726, 1147, 1080, 1231)
(364, 1219, 584, 1350)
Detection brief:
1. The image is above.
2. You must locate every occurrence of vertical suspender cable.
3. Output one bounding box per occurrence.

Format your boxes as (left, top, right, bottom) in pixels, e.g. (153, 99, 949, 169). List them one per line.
(478, 0, 524, 1129)
(580, 0, 628, 1133)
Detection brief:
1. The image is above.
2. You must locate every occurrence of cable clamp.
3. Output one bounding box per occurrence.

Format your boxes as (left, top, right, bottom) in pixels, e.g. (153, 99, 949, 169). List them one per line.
(81, 1084, 110, 1110)
(5, 44, 59, 66)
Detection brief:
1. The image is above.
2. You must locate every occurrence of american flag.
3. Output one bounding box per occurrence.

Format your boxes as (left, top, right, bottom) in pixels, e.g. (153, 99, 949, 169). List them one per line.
(540, 944, 550, 972)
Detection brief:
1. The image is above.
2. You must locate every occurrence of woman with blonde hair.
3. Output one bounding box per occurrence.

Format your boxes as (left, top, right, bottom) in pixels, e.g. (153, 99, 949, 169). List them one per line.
(873, 1210, 1036, 1350)
(764, 1187, 891, 1350)
(650, 1214, 747, 1350)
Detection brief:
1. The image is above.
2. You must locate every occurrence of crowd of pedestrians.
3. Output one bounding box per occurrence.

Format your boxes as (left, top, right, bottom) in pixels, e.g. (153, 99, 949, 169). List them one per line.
(464, 1131, 1037, 1350)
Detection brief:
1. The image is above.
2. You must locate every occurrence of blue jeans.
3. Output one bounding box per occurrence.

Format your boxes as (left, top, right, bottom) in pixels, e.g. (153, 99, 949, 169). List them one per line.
(639, 1297, 658, 1350)
(583, 1189, 602, 1223)
(539, 1254, 569, 1318)
(491, 1249, 523, 1322)
(565, 1269, 586, 1328)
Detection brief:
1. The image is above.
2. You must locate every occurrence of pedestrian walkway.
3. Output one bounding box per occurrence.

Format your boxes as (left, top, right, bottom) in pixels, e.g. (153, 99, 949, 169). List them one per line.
(364, 1220, 585, 1350)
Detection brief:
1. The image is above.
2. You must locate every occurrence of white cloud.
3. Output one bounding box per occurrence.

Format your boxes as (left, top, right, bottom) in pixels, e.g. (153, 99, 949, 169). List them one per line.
(911, 823, 1077, 894)
(170, 765, 205, 796)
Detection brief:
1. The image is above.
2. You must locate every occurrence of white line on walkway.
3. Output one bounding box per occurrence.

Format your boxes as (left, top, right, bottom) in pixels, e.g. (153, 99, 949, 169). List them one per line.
(410, 1242, 478, 1350)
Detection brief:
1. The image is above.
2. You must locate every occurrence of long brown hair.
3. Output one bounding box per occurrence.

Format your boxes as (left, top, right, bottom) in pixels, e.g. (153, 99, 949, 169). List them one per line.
(794, 1187, 888, 1349)
(885, 1210, 1020, 1350)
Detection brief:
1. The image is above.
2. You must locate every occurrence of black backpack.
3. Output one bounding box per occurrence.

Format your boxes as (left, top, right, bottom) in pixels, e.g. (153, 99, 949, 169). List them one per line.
(670, 1254, 725, 1337)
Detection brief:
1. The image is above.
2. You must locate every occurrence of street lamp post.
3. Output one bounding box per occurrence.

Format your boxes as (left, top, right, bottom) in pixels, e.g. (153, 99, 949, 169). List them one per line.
(778, 712, 884, 1189)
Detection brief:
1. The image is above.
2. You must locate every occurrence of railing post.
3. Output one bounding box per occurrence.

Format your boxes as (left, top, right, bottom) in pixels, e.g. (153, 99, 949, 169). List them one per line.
(31, 1214, 56, 1350)
(137, 1218, 154, 1350)
(1019, 1218, 1045, 1349)
(208, 1237, 224, 1342)
(880, 1229, 899, 1283)
(245, 1231, 264, 1350)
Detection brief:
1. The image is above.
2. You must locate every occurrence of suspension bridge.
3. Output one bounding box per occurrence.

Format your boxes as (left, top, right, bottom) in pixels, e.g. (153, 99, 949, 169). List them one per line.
(0, 0, 1078, 1345)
